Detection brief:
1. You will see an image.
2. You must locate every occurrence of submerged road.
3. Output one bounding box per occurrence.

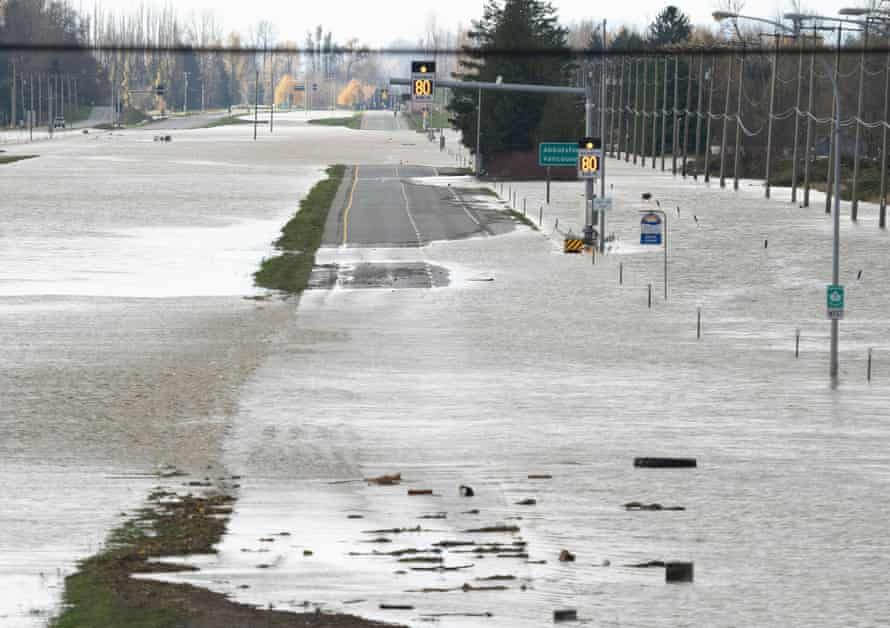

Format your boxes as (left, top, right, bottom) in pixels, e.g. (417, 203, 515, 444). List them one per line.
(322, 163, 504, 248)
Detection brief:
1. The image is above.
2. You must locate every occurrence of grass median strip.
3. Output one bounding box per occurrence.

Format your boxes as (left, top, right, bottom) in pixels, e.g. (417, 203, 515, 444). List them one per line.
(254, 164, 346, 293)
(308, 113, 363, 129)
(0, 154, 37, 165)
(202, 115, 254, 129)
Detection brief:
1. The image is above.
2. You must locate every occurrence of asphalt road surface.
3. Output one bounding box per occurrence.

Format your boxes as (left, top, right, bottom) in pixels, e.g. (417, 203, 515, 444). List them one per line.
(360, 109, 403, 131)
(322, 163, 505, 248)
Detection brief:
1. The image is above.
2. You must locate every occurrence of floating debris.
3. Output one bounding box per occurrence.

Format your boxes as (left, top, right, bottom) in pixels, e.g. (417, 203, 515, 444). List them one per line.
(465, 525, 519, 534)
(558, 550, 575, 562)
(366, 473, 402, 485)
(626, 560, 665, 568)
(527, 474, 552, 480)
(398, 556, 444, 563)
(379, 603, 414, 610)
(462, 509, 480, 515)
(554, 609, 578, 622)
(408, 489, 434, 496)
(459, 485, 475, 497)
(347, 514, 364, 519)
(410, 564, 475, 572)
(515, 498, 537, 506)
(434, 540, 475, 548)
(624, 501, 685, 511)
(418, 513, 447, 519)
(477, 575, 516, 581)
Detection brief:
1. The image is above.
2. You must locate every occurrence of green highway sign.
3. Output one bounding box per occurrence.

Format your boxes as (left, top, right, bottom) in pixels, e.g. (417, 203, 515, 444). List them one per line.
(539, 142, 578, 167)
(827, 284, 845, 320)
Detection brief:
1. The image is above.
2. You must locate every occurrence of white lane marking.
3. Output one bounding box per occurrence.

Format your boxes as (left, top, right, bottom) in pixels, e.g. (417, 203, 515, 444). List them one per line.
(396, 165, 423, 245)
(448, 187, 482, 228)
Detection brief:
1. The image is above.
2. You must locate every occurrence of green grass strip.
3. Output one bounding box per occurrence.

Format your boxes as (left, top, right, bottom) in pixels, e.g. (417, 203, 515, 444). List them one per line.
(0, 154, 37, 165)
(202, 115, 254, 129)
(254, 164, 346, 293)
(308, 113, 363, 129)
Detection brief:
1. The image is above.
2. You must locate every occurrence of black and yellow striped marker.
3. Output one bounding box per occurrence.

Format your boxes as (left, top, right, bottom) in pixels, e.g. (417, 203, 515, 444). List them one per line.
(564, 238, 584, 253)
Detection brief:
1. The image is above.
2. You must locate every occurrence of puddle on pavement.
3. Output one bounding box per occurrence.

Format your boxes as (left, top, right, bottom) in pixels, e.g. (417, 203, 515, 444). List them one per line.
(308, 262, 450, 290)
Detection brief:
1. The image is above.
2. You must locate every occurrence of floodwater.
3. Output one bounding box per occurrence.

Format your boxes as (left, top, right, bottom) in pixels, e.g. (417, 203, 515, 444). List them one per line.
(150, 120, 890, 626)
(0, 111, 456, 627)
(4, 111, 890, 627)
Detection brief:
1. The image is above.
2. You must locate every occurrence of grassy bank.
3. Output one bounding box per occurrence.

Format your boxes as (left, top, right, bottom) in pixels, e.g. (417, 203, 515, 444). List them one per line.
(402, 111, 450, 131)
(254, 165, 346, 293)
(202, 115, 254, 129)
(51, 484, 396, 628)
(308, 113, 363, 129)
(0, 154, 37, 165)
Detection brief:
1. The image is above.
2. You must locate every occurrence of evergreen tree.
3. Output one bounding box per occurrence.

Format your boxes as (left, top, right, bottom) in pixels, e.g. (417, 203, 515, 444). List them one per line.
(648, 6, 692, 48)
(448, 0, 570, 163)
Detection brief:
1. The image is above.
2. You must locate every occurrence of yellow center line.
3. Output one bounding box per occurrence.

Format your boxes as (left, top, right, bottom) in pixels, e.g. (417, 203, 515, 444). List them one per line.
(342, 165, 360, 245)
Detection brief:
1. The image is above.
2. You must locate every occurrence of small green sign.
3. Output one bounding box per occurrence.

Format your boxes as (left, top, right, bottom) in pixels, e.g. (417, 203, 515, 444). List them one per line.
(539, 142, 579, 167)
(827, 284, 845, 320)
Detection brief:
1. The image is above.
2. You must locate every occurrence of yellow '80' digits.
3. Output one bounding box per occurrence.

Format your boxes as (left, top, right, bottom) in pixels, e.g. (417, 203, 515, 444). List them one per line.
(414, 79, 432, 97)
(581, 155, 599, 172)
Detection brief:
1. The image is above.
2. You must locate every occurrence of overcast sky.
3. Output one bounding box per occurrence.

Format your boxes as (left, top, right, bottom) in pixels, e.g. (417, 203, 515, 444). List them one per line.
(90, 0, 855, 46)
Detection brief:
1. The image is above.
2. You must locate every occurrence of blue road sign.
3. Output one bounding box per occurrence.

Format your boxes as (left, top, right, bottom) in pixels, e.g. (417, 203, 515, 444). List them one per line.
(640, 212, 663, 245)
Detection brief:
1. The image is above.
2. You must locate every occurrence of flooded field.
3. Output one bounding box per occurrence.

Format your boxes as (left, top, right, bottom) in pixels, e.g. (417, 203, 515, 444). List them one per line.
(3, 111, 890, 627)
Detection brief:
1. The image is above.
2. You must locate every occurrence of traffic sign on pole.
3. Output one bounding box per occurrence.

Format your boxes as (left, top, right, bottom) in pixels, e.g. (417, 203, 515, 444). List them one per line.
(411, 61, 435, 103)
(827, 284, 845, 320)
(640, 212, 663, 245)
(538, 142, 578, 167)
(577, 137, 601, 179)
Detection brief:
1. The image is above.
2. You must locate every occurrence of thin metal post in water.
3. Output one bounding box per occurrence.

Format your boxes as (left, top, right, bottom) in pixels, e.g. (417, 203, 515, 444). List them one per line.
(697, 308, 702, 339)
(648, 283, 653, 309)
(795, 328, 800, 358)
(619, 262, 624, 285)
(523, 198, 526, 215)
(539, 205, 543, 226)
(868, 348, 873, 382)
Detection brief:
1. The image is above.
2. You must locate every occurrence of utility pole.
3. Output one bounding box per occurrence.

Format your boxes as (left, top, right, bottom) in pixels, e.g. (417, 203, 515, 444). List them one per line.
(253, 69, 259, 141)
(11, 59, 17, 128)
(672, 56, 679, 175)
(599, 18, 607, 254)
(733, 53, 745, 191)
(585, 72, 595, 240)
(682, 54, 694, 177)
(881, 45, 890, 228)
(851, 20, 870, 220)
(764, 31, 779, 198)
(704, 59, 715, 182)
(790, 33, 804, 204)
(825, 26, 841, 215)
(183, 72, 190, 115)
(803, 29, 816, 207)
(661, 56, 668, 171)
(651, 58, 658, 168)
(719, 54, 732, 187)
(475, 89, 482, 175)
(693, 54, 705, 179)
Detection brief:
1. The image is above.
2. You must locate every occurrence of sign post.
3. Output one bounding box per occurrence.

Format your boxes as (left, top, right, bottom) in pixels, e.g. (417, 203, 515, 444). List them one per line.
(826, 284, 845, 320)
(538, 142, 579, 205)
(640, 210, 668, 300)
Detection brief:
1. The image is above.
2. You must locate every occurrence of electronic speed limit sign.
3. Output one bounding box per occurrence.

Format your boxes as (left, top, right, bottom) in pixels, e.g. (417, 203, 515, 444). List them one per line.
(411, 61, 436, 103)
(577, 137, 602, 179)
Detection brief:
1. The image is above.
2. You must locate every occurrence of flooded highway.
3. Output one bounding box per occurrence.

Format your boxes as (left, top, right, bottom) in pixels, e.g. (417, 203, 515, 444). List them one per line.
(3, 110, 890, 627)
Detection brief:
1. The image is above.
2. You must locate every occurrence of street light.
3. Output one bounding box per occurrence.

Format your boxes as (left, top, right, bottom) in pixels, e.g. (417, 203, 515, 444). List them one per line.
(719, 11, 843, 384)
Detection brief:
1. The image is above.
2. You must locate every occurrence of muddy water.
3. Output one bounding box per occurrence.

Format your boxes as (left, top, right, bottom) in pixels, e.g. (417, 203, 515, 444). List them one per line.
(154, 151, 890, 627)
(1, 112, 456, 626)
